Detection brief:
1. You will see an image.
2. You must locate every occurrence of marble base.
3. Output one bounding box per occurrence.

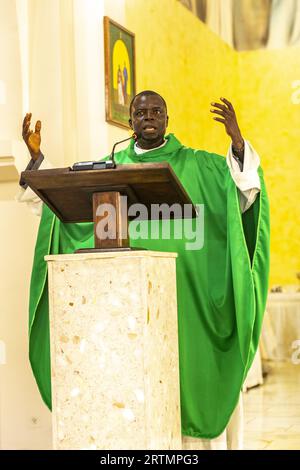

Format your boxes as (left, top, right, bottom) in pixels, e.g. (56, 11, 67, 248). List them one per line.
(46, 251, 181, 450)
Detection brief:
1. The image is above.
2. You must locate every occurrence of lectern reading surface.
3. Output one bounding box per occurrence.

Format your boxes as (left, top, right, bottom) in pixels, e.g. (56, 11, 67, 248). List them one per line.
(21, 163, 196, 251)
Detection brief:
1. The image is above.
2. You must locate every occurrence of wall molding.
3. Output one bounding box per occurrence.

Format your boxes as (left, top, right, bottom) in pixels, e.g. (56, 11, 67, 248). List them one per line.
(0, 139, 27, 183)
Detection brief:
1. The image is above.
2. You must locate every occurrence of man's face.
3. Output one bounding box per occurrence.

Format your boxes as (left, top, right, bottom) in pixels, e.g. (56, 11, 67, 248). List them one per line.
(129, 94, 169, 149)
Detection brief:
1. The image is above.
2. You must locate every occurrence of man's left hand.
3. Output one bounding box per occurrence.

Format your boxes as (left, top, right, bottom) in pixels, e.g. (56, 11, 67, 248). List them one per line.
(210, 98, 244, 150)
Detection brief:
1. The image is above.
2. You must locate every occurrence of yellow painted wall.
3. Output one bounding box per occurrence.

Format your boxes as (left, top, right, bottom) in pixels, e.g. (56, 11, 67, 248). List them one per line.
(126, 0, 238, 155)
(126, 0, 300, 287)
(238, 48, 300, 286)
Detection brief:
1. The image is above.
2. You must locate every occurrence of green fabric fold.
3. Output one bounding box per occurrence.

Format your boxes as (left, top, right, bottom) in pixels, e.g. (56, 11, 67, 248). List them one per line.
(28, 134, 270, 438)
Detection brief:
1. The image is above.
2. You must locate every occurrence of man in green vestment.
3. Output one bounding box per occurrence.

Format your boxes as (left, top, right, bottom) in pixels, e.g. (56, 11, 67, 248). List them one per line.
(18, 91, 270, 449)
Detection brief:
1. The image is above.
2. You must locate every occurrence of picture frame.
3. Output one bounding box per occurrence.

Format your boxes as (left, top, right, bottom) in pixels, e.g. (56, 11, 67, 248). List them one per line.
(103, 16, 136, 129)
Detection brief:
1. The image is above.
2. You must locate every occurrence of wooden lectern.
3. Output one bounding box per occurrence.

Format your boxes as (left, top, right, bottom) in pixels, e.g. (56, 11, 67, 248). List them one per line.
(21, 163, 196, 450)
(21, 163, 196, 250)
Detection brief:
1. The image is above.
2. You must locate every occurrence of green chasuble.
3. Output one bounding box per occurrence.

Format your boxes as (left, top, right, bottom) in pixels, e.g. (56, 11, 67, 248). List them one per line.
(28, 134, 270, 439)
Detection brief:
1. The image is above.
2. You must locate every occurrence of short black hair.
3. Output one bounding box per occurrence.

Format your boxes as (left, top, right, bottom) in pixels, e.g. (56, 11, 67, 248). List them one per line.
(129, 90, 167, 116)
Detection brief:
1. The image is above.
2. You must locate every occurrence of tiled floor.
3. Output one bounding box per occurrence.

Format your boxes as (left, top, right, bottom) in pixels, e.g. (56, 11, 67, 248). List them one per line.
(244, 361, 300, 450)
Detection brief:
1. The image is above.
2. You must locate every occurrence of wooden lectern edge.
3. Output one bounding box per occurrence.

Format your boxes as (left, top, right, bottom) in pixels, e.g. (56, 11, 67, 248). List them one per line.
(44, 250, 178, 262)
(20, 163, 198, 224)
(21, 162, 197, 251)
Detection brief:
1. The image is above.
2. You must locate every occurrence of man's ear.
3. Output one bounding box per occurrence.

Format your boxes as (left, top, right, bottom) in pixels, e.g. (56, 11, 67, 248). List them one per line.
(129, 118, 133, 129)
(166, 115, 169, 127)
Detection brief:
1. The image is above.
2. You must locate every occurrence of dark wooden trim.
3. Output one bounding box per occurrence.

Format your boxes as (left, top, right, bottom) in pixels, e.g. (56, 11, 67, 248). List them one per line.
(93, 191, 129, 249)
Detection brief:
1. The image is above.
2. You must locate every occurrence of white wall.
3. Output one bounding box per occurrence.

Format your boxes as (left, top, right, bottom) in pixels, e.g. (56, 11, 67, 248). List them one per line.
(71, 0, 129, 167)
(0, 0, 128, 449)
(0, 0, 22, 141)
(0, 187, 52, 450)
(0, 0, 53, 449)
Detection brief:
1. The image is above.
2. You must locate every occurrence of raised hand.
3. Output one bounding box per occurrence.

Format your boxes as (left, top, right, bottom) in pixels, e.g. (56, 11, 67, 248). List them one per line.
(210, 98, 244, 150)
(22, 113, 41, 160)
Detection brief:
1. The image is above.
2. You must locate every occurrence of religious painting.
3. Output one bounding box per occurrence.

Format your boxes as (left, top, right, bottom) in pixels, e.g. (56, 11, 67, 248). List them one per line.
(104, 16, 136, 129)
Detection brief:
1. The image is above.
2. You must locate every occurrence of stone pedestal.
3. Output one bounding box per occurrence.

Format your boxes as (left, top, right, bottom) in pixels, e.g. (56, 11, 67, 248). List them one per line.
(45, 251, 181, 450)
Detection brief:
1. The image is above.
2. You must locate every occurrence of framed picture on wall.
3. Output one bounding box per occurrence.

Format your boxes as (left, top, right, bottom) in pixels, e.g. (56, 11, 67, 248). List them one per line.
(104, 16, 136, 129)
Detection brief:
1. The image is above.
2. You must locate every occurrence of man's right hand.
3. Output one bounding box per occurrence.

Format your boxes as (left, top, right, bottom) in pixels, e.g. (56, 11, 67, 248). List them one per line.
(22, 113, 41, 161)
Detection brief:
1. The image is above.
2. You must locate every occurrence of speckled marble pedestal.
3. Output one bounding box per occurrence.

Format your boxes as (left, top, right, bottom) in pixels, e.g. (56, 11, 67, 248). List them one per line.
(46, 251, 181, 450)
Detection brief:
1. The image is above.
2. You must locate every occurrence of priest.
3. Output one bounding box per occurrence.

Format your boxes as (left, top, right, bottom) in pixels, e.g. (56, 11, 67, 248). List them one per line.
(18, 90, 270, 450)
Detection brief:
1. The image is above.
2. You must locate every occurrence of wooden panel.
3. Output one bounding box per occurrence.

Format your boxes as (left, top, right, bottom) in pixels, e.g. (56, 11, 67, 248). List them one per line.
(21, 163, 197, 222)
(93, 192, 129, 249)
